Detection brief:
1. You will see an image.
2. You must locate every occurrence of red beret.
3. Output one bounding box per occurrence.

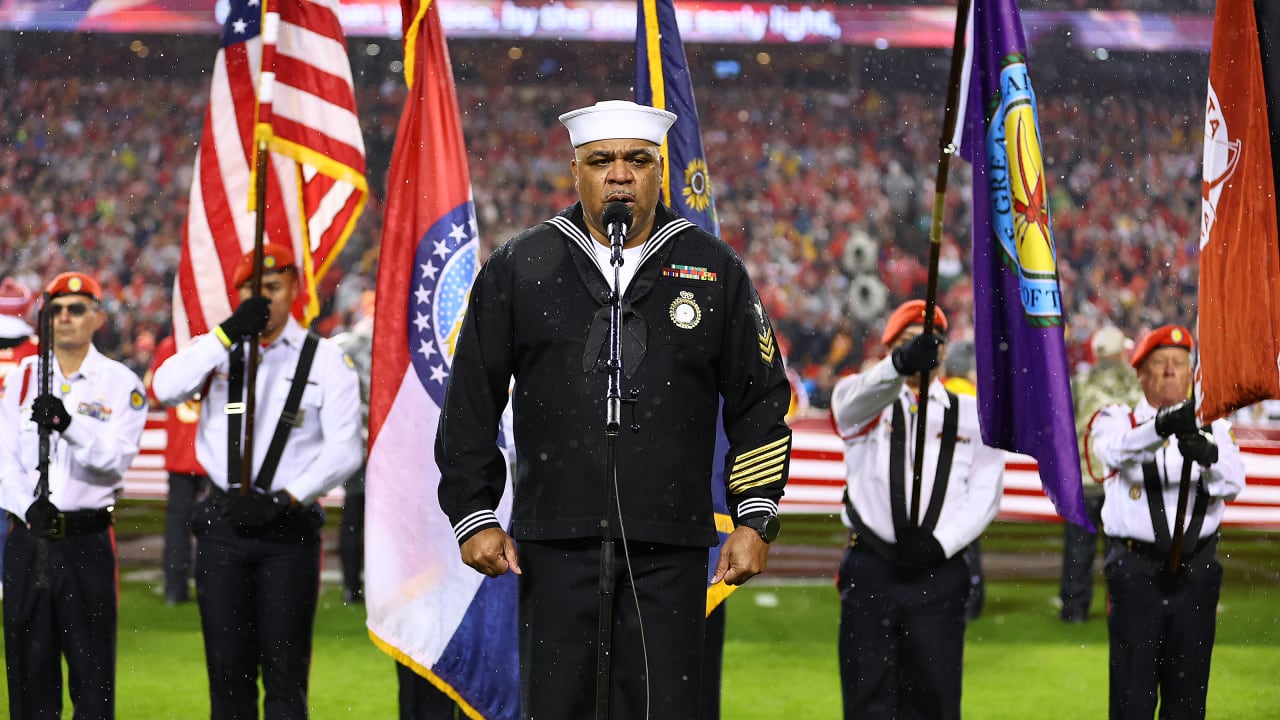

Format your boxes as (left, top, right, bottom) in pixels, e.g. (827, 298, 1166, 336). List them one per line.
(0, 278, 34, 317)
(881, 300, 948, 346)
(1130, 324, 1194, 369)
(232, 243, 296, 288)
(45, 271, 102, 301)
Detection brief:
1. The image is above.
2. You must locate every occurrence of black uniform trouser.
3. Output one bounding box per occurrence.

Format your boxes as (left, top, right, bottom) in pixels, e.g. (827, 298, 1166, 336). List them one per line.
(338, 491, 364, 596)
(837, 543, 968, 720)
(1060, 493, 1106, 619)
(396, 661, 459, 720)
(164, 472, 208, 601)
(194, 501, 323, 720)
(962, 539, 984, 620)
(1105, 538, 1222, 720)
(700, 602, 727, 720)
(518, 538, 707, 720)
(3, 521, 117, 720)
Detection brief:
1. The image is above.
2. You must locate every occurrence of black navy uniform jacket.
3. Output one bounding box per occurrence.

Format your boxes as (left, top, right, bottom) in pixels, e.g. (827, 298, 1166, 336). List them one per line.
(436, 202, 793, 547)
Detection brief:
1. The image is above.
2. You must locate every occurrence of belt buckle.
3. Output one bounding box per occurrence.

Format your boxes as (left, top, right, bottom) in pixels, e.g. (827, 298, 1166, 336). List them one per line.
(48, 513, 67, 541)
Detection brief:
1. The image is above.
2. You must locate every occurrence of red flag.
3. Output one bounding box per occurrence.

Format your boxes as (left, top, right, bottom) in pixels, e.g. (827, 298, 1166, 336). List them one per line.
(1197, 0, 1280, 422)
(173, 0, 367, 343)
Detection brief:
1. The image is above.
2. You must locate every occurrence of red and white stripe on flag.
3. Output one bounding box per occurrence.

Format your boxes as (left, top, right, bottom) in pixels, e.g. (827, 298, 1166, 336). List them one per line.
(174, 0, 367, 344)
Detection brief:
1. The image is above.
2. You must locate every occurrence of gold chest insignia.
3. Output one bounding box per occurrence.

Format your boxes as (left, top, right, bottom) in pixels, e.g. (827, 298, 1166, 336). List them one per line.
(670, 291, 702, 330)
(1130, 485, 1142, 500)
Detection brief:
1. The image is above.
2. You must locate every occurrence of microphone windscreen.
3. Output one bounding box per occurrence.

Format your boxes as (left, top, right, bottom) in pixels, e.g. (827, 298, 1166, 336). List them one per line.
(602, 202, 633, 232)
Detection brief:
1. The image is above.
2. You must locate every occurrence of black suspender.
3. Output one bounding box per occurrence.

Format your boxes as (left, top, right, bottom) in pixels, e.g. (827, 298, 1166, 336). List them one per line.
(889, 401, 910, 535)
(226, 342, 247, 486)
(225, 332, 321, 490)
(258, 332, 320, 489)
(888, 390, 960, 535)
(1141, 457, 1211, 556)
(922, 391, 960, 531)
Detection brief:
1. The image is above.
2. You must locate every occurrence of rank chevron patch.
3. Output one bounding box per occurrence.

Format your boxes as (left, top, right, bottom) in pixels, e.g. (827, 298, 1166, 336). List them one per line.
(758, 326, 776, 364)
(751, 297, 776, 364)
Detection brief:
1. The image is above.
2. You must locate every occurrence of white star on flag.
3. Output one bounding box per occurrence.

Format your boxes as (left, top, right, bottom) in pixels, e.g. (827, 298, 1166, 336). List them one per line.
(429, 364, 449, 384)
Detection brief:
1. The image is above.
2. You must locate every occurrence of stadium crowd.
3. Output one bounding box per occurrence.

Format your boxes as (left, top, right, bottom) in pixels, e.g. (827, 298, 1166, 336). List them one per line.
(1, 39, 1209, 409)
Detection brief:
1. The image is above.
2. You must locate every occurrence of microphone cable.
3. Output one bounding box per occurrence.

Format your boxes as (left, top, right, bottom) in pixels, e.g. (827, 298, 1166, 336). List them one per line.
(602, 199, 652, 718)
(610, 463, 652, 720)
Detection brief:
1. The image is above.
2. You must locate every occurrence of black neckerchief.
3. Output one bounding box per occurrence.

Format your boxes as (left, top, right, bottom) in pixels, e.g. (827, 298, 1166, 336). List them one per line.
(545, 203, 693, 378)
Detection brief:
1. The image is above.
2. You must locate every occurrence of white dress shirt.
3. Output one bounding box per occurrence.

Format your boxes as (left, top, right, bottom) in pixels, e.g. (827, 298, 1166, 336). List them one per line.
(830, 355, 1005, 558)
(0, 346, 148, 519)
(1091, 398, 1245, 543)
(152, 318, 362, 505)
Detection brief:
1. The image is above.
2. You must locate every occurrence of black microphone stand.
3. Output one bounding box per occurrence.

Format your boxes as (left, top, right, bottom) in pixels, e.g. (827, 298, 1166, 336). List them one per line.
(595, 207, 630, 720)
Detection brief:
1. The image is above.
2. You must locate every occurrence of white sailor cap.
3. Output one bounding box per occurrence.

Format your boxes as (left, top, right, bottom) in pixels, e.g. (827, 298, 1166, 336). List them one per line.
(558, 100, 678, 147)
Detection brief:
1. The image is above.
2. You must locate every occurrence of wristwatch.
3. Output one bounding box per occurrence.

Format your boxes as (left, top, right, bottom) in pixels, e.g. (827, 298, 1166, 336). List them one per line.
(737, 514, 781, 544)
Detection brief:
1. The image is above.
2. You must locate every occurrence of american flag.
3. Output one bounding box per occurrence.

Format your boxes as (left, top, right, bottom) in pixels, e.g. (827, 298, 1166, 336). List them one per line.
(173, 0, 367, 343)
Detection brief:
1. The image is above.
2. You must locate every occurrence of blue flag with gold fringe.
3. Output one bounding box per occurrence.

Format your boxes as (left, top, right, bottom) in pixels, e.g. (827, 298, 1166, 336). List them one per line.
(636, 0, 719, 237)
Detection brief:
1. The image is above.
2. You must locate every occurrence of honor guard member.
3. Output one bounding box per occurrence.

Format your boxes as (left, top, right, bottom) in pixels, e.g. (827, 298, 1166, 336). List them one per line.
(0, 271, 148, 720)
(435, 100, 793, 720)
(830, 300, 1005, 720)
(1090, 325, 1245, 720)
(153, 243, 362, 720)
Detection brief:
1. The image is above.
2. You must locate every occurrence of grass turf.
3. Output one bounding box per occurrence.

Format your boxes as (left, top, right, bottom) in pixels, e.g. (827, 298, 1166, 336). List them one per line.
(2, 510, 1277, 718)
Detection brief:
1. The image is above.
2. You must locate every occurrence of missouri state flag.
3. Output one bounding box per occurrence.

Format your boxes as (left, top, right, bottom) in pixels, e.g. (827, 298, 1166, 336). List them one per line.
(364, 0, 517, 717)
(957, 0, 1088, 529)
(1197, 0, 1280, 423)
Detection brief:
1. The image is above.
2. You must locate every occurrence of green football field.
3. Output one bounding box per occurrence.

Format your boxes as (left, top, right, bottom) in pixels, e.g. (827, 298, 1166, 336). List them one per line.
(2, 510, 1277, 718)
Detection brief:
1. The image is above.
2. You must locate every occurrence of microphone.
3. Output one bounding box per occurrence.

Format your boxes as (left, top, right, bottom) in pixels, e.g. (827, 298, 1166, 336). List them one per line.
(602, 201, 632, 267)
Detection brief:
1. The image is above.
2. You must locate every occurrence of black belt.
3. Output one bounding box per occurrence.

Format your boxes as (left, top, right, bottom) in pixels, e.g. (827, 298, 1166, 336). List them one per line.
(205, 485, 244, 507)
(9, 508, 113, 539)
(1112, 533, 1218, 563)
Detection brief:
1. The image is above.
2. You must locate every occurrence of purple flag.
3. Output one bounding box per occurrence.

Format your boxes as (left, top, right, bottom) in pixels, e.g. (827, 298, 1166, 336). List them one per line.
(957, 0, 1089, 529)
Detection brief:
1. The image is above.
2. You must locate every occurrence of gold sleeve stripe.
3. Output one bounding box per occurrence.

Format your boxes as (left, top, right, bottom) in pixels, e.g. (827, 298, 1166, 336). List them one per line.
(729, 446, 789, 479)
(734, 435, 791, 464)
(728, 463, 786, 493)
(728, 470, 785, 494)
(728, 460, 787, 493)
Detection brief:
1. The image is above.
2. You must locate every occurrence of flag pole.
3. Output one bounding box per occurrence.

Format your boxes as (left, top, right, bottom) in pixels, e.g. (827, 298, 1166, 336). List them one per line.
(240, 3, 279, 493)
(911, 0, 972, 527)
(1166, 385, 1197, 579)
(240, 137, 269, 493)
